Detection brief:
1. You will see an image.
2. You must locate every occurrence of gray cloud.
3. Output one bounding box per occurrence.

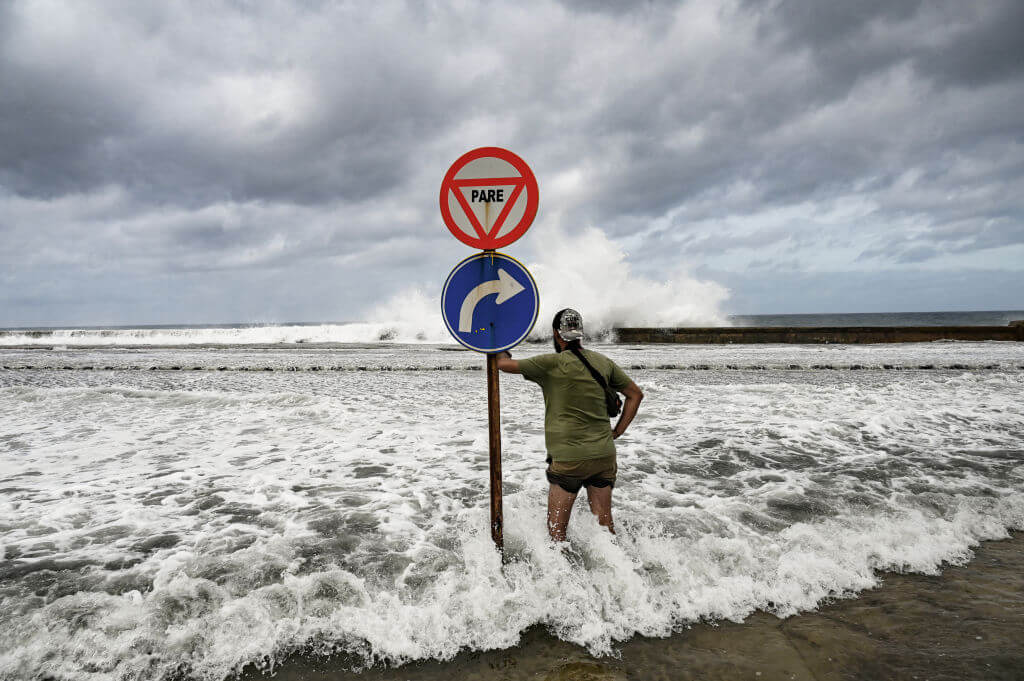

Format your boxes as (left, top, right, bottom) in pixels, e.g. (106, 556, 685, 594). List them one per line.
(0, 0, 1022, 325)
(703, 266, 1024, 315)
(0, 2, 465, 205)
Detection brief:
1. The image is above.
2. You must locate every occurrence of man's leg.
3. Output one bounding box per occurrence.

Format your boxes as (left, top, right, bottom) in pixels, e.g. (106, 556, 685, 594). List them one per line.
(547, 484, 577, 542)
(585, 484, 615, 534)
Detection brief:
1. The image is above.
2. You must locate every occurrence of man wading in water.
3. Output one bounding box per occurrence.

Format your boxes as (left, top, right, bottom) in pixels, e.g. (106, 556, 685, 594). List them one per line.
(496, 309, 643, 541)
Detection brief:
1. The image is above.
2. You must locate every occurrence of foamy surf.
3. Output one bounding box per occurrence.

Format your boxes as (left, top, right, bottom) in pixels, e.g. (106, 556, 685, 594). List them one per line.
(3, 341, 1024, 371)
(1, 345, 1023, 681)
(0, 322, 449, 347)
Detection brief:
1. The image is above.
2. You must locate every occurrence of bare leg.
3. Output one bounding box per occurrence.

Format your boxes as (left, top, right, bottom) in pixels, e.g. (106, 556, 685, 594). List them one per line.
(547, 484, 577, 542)
(585, 485, 615, 534)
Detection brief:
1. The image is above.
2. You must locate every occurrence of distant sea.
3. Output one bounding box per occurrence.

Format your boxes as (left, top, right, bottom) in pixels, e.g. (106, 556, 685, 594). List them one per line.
(2, 310, 1023, 337)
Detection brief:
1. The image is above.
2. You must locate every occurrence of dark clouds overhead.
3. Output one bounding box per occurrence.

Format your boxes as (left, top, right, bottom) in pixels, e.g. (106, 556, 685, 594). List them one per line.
(1, 0, 1022, 324)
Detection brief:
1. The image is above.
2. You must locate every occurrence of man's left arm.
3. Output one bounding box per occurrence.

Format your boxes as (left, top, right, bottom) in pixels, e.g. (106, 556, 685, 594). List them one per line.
(612, 381, 643, 439)
(609, 362, 643, 439)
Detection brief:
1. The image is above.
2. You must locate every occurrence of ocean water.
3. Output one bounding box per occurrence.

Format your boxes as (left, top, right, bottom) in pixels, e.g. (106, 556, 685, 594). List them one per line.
(3, 310, 1023, 348)
(2, 341, 1024, 681)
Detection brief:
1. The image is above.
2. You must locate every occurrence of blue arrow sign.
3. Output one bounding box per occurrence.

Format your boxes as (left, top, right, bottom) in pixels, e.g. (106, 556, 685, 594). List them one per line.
(441, 252, 539, 353)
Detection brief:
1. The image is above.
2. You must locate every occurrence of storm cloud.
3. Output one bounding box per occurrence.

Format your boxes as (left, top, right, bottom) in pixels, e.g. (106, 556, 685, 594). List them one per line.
(1, 0, 1022, 324)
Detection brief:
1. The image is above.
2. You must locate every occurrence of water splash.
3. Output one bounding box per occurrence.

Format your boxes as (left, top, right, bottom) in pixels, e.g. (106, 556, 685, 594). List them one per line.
(0, 228, 727, 346)
(527, 227, 729, 338)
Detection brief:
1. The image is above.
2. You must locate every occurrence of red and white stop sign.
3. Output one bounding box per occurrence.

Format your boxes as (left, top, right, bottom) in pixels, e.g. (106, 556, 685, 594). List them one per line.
(439, 147, 539, 250)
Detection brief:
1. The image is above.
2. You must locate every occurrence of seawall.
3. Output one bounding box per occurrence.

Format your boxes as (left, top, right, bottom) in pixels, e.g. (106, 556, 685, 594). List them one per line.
(614, 321, 1024, 344)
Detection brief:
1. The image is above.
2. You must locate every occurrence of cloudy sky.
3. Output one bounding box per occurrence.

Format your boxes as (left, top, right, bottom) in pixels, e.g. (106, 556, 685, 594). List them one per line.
(1, 0, 1022, 326)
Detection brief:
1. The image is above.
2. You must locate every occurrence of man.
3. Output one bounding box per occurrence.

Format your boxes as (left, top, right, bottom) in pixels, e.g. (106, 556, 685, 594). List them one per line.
(495, 308, 643, 541)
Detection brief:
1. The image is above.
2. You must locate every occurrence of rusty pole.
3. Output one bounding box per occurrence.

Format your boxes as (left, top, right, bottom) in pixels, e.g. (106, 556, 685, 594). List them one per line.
(485, 352, 504, 552)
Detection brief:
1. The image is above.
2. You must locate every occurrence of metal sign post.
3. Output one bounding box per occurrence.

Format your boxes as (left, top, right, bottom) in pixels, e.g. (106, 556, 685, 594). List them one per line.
(439, 148, 540, 554)
(486, 352, 503, 549)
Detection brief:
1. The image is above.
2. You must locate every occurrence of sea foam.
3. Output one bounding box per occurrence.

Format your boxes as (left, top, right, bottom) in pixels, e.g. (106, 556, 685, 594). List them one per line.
(1, 351, 1022, 680)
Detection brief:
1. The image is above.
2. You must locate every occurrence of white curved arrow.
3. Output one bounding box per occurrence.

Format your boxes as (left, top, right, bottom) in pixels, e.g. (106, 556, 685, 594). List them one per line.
(459, 268, 526, 333)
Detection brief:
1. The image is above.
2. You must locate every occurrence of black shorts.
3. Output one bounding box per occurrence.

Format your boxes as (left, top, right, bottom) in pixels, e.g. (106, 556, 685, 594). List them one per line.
(545, 455, 617, 494)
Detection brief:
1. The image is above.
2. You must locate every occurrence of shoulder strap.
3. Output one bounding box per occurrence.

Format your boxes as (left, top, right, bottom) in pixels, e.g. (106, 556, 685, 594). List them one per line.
(569, 347, 612, 392)
(568, 347, 622, 417)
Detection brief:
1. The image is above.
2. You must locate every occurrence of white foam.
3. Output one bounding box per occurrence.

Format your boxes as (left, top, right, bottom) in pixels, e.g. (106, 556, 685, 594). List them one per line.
(1, 354, 1022, 680)
(2, 339, 1022, 371)
(528, 226, 730, 336)
(0, 322, 449, 347)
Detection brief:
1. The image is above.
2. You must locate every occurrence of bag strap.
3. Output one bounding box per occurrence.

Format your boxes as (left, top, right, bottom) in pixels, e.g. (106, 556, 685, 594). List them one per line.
(568, 346, 616, 396)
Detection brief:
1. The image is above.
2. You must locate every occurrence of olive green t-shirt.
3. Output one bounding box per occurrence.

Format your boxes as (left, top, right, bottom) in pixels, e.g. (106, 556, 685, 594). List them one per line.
(518, 349, 633, 462)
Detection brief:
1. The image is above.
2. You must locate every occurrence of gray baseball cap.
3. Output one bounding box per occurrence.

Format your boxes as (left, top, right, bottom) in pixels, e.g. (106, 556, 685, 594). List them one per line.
(556, 308, 584, 341)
